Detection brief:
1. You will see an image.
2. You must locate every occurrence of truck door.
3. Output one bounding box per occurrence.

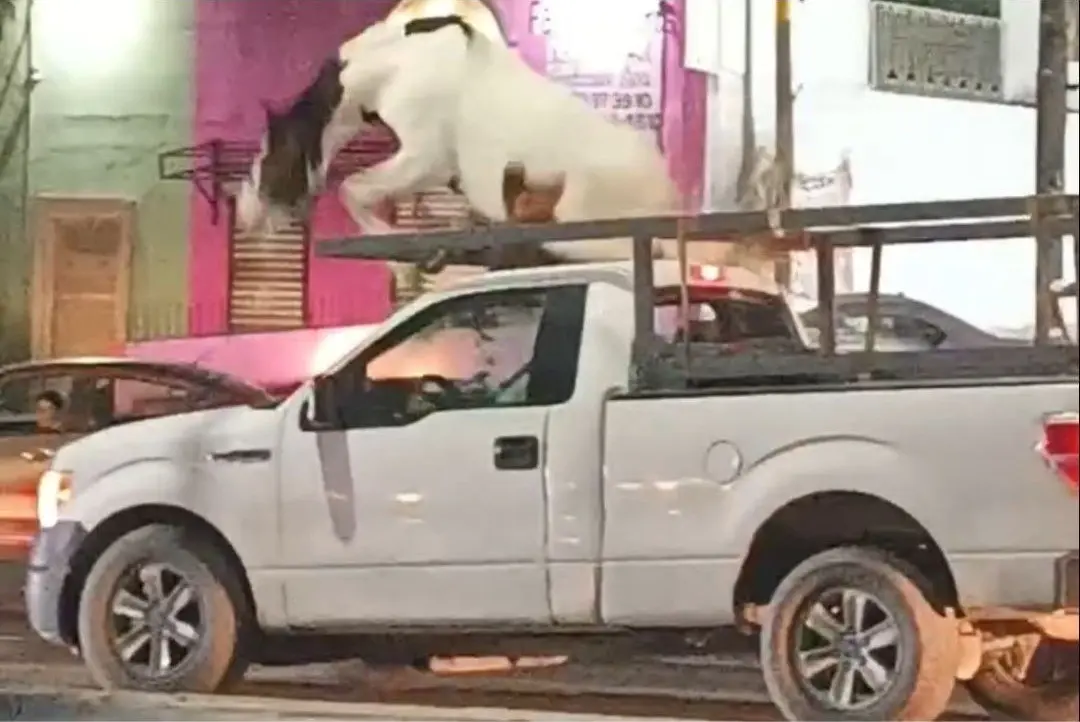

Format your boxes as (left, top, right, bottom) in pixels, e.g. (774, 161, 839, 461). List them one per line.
(278, 284, 586, 626)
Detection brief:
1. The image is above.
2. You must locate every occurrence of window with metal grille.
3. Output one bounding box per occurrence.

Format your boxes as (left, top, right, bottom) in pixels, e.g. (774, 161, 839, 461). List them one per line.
(391, 188, 484, 306)
(227, 206, 308, 332)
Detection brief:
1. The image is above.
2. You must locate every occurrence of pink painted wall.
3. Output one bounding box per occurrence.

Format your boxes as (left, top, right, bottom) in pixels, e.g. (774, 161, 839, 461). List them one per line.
(661, 0, 707, 208)
(188, 0, 705, 335)
(189, 0, 397, 335)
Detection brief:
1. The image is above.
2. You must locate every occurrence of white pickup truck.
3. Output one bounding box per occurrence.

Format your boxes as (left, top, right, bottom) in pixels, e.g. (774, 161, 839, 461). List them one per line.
(24, 260, 1078, 720)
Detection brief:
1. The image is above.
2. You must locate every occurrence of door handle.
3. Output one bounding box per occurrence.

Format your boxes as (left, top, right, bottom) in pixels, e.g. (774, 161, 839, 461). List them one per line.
(493, 435, 539, 470)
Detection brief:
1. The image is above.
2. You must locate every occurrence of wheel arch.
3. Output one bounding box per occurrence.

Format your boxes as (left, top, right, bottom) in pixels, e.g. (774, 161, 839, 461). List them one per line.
(59, 504, 256, 647)
(733, 490, 960, 615)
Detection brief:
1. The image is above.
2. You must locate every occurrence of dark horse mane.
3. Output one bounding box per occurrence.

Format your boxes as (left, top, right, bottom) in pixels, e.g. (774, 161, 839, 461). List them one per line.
(254, 15, 488, 219)
(260, 57, 381, 208)
(260, 14, 476, 206)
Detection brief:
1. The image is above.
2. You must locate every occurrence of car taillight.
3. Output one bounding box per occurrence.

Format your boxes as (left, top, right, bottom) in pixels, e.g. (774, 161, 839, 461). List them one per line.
(1040, 412, 1078, 493)
(689, 265, 725, 285)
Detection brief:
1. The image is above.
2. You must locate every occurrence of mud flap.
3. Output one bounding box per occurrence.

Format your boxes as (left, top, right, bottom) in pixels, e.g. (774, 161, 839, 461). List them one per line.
(1056, 552, 1077, 608)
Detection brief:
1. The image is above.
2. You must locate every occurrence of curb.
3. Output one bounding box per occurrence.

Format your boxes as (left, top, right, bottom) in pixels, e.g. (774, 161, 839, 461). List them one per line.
(0, 684, 682, 721)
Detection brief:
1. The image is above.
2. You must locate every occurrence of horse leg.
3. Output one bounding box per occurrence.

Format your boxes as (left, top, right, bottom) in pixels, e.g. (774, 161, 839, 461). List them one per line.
(337, 172, 393, 234)
(338, 107, 449, 233)
(339, 149, 444, 233)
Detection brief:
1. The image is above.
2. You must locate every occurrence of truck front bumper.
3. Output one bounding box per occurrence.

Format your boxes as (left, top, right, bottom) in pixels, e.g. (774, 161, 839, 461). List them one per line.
(24, 520, 86, 647)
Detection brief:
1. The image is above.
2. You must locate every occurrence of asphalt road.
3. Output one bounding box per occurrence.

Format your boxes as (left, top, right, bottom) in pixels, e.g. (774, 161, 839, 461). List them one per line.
(0, 612, 781, 720)
(0, 611, 989, 720)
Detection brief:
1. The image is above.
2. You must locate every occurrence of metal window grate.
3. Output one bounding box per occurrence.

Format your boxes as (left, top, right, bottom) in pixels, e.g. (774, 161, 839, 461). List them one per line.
(228, 215, 308, 332)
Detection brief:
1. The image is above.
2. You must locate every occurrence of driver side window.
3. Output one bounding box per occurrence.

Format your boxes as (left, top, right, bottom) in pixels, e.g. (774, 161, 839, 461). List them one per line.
(338, 285, 585, 426)
(367, 299, 543, 388)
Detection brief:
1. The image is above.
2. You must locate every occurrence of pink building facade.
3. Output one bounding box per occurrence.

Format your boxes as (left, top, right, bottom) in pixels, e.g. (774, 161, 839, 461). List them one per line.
(186, 0, 707, 334)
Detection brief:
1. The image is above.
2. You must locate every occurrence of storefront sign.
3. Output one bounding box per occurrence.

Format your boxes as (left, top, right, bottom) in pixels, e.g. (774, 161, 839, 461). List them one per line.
(530, 0, 665, 138)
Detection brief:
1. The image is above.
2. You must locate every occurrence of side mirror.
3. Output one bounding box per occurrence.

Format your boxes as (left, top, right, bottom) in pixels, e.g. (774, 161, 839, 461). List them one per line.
(300, 375, 343, 430)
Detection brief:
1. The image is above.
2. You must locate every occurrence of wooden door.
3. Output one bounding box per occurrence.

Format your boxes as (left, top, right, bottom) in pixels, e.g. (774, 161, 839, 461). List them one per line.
(30, 198, 133, 359)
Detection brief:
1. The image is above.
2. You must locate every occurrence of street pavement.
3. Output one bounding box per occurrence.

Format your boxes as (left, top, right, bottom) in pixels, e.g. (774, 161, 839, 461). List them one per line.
(0, 612, 988, 720)
(0, 612, 780, 720)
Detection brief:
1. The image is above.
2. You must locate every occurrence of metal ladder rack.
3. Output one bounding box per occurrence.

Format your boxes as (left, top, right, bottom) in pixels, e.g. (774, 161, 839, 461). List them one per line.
(318, 193, 1079, 391)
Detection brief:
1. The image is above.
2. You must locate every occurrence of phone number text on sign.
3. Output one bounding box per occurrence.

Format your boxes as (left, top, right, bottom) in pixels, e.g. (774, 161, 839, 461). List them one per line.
(572, 89, 661, 131)
(555, 69, 662, 134)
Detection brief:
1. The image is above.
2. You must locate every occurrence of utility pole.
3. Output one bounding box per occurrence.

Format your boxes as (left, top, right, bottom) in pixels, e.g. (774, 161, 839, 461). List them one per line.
(1033, 0, 1068, 343)
(773, 0, 795, 288)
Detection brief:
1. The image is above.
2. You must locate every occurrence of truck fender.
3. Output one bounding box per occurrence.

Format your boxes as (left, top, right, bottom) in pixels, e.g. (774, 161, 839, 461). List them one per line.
(716, 435, 944, 557)
(61, 459, 260, 572)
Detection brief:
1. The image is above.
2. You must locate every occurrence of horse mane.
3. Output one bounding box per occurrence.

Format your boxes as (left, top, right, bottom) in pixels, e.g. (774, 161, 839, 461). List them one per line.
(266, 57, 347, 174)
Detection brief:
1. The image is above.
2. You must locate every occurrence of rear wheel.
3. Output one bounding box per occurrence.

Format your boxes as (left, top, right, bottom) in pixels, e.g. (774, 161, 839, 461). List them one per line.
(966, 634, 1077, 720)
(760, 546, 960, 720)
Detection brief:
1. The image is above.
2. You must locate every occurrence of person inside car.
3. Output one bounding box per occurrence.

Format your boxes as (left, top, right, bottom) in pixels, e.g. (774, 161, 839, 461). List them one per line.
(34, 390, 67, 433)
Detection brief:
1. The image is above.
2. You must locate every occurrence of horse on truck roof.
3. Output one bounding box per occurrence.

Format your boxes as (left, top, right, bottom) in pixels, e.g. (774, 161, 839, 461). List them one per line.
(235, 14, 681, 263)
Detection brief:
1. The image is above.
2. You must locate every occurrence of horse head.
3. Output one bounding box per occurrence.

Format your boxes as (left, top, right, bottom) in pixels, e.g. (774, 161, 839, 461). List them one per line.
(236, 58, 351, 231)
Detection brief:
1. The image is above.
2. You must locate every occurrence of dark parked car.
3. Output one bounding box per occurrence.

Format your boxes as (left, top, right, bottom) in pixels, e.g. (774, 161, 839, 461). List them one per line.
(801, 293, 1031, 351)
(0, 357, 275, 562)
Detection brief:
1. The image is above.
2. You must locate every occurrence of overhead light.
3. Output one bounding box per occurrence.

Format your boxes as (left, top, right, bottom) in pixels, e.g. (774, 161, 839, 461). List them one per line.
(34, 0, 148, 78)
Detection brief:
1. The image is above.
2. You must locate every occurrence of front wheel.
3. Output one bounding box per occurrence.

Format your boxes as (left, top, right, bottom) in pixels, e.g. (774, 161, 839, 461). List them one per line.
(966, 635, 1077, 720)
(760, 546, 960, 721)
(77, 524, 251, 693)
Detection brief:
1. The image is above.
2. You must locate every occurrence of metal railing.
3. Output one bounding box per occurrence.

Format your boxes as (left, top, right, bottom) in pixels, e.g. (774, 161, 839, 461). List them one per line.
(316, 192, 1079, 390)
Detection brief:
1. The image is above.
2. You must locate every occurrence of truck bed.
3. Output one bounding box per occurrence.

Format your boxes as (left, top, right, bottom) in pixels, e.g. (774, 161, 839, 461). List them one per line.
(600, 374, 1078, 618)
(637, 343, 1079, 391)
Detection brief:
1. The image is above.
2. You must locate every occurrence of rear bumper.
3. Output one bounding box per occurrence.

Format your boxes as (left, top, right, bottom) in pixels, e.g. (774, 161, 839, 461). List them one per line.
(951, 550, 1079, 611)
(956, 550, 1078, 640)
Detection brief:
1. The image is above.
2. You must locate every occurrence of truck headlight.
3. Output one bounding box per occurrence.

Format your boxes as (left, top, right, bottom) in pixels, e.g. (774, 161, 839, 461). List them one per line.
(37, 470, 72, 529)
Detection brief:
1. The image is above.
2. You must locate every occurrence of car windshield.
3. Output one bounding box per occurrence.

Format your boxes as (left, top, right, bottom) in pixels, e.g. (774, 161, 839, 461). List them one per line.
(180, 366, 279, 407)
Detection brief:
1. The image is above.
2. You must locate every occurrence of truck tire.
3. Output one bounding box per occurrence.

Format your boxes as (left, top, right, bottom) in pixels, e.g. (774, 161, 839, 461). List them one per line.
(965, 637, 1077, 720)
(760, 546, 960, 721)
(77, 524, 251, 693)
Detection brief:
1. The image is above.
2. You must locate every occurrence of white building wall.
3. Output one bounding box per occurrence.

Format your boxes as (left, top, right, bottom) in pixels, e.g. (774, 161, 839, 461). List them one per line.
(690, 0, 1077, 329)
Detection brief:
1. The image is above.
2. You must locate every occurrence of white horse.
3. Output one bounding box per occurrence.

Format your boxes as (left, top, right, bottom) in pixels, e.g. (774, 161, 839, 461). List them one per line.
(236, 15, 680, 262)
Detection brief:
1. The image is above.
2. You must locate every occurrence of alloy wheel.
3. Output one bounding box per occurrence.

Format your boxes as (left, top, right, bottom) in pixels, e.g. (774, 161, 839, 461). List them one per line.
(107, 562, 204, 679)
(794, 587, 904, 711)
